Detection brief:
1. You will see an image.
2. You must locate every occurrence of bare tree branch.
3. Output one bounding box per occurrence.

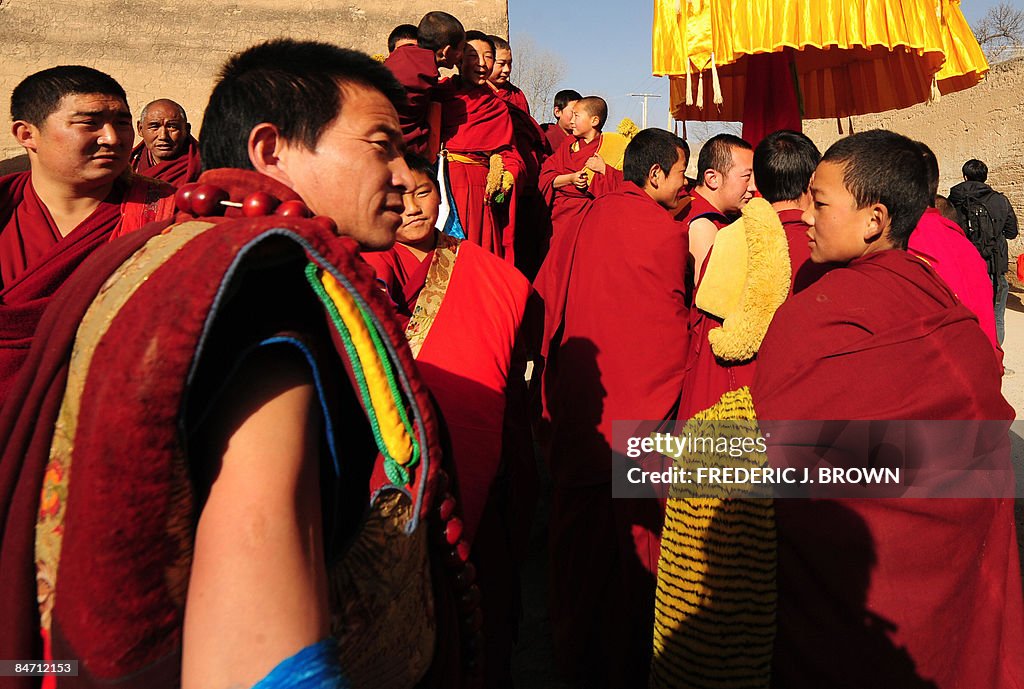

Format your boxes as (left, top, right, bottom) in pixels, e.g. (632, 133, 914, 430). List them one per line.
(973, 2, 1024, 63)
(508, 34, 567, 119)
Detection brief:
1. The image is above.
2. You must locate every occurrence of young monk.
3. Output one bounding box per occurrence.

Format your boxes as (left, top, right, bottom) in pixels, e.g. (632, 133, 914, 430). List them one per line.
(0, 66, 175, 402)
(384, 11, 465, 156)
(387, 23, 418, 53)
(754, 130, 1024, 688)
(364, 153, 534, 688)
(545, 128, 691, 689)
(537, 95, 621, 245)
(541, 88, 581, 152)
(440, 30, 524, 261)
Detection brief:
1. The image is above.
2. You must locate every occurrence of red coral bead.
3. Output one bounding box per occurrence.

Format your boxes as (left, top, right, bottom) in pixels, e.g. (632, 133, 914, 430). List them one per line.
(191, 184, 229, 216)
(310, 215, 338, 234)
(174, 183, 199, 212)
(438, 496, 456, 521)
(242, 191, 280, 217)
(456, 539, 471, 562)
(445, 518, 463, 545)
(275, 199, 312, 218)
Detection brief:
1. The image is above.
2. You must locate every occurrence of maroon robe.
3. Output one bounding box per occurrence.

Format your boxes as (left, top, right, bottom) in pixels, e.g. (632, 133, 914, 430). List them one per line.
(493, 82, 552, 278)
(384, 44, 442, 157)
(546, 183, 689, 688)
(363, 236, 534, 688)
(541, 123, 569, 154)
(440, 77, 525, 262)
(754, 249, 1024, 689)
(538, 134, 622, 246)
(0, 171, 175, 403)
(129, 136, 202, 186)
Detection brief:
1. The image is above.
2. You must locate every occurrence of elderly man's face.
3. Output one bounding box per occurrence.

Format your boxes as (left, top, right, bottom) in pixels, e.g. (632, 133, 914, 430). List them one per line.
(138, 102, 189, 161)
(276, 84, 413, 250)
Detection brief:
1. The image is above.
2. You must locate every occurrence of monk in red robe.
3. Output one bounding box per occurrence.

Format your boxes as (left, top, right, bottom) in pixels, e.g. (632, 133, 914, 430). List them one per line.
(537, 96, 622, 246)
(545, 129, 691, 688)
(384, 11, 465, 157)
(679, 130, 829, 420)
(439, 31, 524, 261)
(540, 88, 581, 154)
(486, 35, 553, 278)
(364, 155, 534, 688)
(755, 130, 1023, 688)
(129, 99, 201, 185)
(0, 41, 485, 689)
(0, 66, 175, 404)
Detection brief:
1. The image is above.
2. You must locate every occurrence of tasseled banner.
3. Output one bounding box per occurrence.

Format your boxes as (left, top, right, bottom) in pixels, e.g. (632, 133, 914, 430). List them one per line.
(711, 53, 723, 106)
(696, 70, 704, 110)
(929, 75, 942, 104)
(685, 65, 694, 106)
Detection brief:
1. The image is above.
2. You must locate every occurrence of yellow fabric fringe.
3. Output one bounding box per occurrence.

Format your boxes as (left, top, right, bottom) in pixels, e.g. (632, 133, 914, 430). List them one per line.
(651, 387, 776, 689)
(321, 272, 413, 465)
(485, 153, 504, 203)
(697, 198, 792, 362)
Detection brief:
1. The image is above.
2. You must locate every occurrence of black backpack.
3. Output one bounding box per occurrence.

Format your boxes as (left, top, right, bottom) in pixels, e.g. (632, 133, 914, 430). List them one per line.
(958, 196, 1000, 272)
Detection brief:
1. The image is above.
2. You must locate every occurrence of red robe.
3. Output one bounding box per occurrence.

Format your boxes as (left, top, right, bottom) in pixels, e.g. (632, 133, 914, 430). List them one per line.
(541, 123, 569, 154)
(493, 83, 552, 278)
(0, 171, 175, 403)
(753, 249, 1024, 689)
(129, 136, 202, 186)
(538, 134, 622, 246)
(440, 77, 525, 262)
(546, 183, 689, 688)
(384, 44, 442, 157)
(909, 207, 999, 355)
(363, 236, 534, 687)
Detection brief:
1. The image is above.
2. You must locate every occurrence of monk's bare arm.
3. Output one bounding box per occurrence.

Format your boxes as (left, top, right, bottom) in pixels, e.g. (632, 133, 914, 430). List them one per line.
(553, 171, 586, 189)
(182, 347, 329, 689)
(688, 217, 718, 278)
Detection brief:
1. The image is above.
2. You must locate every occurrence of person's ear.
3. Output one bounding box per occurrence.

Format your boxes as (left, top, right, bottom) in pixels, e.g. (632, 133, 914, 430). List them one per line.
(185, 122, 192, 136)
(590, 115, 600, 129)
(703, 169, 720, 191)
(136, 120, 144, 138)
(12, 120, 38, 153)
(249, 122, 292, 186)
(863, 203, 888, 243)
(648, 164, 663, 188)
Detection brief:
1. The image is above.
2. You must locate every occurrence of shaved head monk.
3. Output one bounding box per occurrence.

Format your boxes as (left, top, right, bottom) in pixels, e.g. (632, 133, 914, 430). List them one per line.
(545, 128, 691, 688)
(439, 30, 524, 260)
(130, 98, 201, 185)
(0, 65, 175, 401)
(750, 129, 1024, 688)
(541, 88, 581, 153)
(384, 11, 465, 157)
(685, 133, 755, 286)
(363, 153, 534, 687)
(0, 39, 480, 689)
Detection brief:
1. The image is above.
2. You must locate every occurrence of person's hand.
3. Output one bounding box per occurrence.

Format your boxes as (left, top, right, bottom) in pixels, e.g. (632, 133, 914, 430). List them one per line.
(586, 154, 607, 174)
(572, 170, 589, 190)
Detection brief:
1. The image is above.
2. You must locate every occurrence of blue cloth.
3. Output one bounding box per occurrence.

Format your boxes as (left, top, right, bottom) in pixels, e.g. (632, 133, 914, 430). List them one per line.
(995, 272, 1009, 345)
(253, 638, 350, 689)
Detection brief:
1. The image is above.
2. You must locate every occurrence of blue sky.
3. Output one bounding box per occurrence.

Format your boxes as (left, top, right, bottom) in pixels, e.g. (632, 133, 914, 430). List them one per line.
(509, 0, 1008, 126)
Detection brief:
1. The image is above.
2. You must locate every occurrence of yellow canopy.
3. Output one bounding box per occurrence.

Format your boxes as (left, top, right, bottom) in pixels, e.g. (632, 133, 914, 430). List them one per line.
(653, 0, 989, 121)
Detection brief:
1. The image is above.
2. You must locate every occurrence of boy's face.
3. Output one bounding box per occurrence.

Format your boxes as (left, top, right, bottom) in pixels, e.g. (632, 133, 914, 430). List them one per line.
(650, 148, 690, 212)
(461, 39, 494, 86)
(556, 100, 577, 131)
(570, 107, 598, 138)
(490, 48, 513, 85)
(714, 145, 755, 213)
(803, 160, 888, 263)
(397, 168, 440, 246)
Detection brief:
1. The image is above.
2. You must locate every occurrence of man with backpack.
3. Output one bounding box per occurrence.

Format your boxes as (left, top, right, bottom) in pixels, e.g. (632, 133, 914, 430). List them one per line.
(949, 158, 1019, 345)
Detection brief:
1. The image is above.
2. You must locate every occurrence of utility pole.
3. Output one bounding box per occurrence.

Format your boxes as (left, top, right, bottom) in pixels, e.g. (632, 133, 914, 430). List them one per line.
(629, 93, 662, 129)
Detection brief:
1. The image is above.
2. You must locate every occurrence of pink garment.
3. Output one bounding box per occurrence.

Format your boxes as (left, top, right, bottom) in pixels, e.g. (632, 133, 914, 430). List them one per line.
(909, 207, 1000, 356)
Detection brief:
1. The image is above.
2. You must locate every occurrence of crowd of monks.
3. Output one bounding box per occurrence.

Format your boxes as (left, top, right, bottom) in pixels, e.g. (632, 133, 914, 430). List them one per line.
(0, 7, 1022, 689)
